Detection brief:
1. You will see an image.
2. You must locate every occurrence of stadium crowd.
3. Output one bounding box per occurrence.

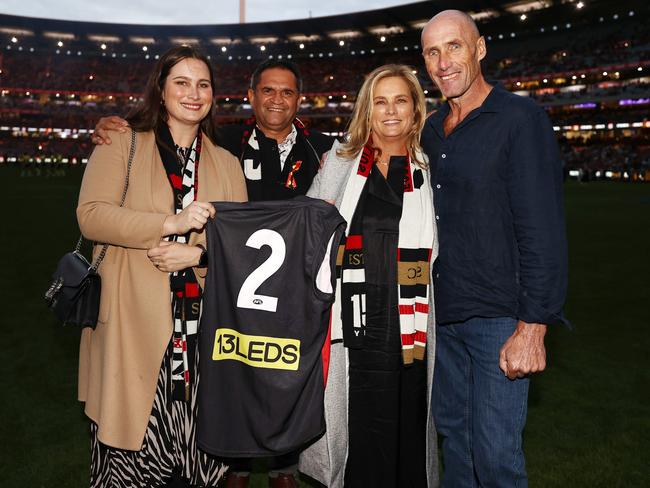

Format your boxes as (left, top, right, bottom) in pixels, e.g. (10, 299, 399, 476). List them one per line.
(0, 4, 648, 179)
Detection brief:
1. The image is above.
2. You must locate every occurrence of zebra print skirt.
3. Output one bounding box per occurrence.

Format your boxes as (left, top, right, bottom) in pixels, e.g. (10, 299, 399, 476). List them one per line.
(90, 345, 227, 487)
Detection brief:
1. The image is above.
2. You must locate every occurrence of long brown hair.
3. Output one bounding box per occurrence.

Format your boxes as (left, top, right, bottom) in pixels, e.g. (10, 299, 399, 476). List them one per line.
(126, 45, 219, 143)
(338, 64, 427, 167)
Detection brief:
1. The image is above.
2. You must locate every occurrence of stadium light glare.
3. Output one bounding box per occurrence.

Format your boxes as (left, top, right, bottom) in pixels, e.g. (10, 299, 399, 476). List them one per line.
(287, 54, 292, 59)
(612, 14, 618, 20)
(629, 10, 634, 16)
(260, 45, 266, 51)
(11, 36, 17, 43)
(498, 34, 503, 39)
(101, 43, 106, 50)
(57, 41, 63, 47)
(638, 67, 643, 72)
(602, 71, 608, 76)
(142, 46, 148, 52)
(342, 95, 347, 99)
(520, 14, 527, 21)
(221, 46, 227, 52)
(516, 82, 521, 86)
(299, 43, 305, 49)
(329, 76, 334, 80)
(339, 40, 344, 47)
(572, 75, 577, 80)
(88, 75, 94, 80)
(424, 90, 428, 95)
(580, 74, 586, 78)
(539, 28, 544, 33)
(380, 36, 386, 42)
(543, 78, 548, 83)
(26, 91, 30, 96)
(576, 2, 584, 9)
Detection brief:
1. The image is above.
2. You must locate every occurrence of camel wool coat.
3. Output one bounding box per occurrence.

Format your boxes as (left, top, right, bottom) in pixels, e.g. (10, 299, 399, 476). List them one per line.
(77, 129, 247, 451)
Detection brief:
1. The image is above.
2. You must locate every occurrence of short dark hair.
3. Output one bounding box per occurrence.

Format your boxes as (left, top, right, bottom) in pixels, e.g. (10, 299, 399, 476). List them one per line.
(126, 45, 219, 143)
(249, 60, 303, 92)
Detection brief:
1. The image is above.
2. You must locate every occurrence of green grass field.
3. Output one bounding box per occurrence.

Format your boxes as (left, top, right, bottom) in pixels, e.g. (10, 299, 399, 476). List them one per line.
(1, 167, 648, 487)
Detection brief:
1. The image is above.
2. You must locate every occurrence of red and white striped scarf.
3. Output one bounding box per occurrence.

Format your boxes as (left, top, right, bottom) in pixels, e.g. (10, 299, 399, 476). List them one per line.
(332, 142, 434, 364)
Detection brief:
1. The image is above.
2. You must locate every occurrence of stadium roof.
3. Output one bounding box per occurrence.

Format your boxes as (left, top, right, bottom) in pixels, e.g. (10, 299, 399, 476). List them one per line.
(0, 1, 549, 40)
(0, 0, 641, 47)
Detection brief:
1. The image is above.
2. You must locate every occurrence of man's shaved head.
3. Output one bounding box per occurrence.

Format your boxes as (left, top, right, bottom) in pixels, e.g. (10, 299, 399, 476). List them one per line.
(422, 10, 481, 44)
(420, 9, 489, 103)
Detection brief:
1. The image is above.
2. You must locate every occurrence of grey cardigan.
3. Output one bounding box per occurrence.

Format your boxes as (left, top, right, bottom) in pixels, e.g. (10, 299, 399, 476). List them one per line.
(299, 141, 440, 488)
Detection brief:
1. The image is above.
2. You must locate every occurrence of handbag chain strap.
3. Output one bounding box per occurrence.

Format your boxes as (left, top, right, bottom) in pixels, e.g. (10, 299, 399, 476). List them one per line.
(80, 129, 137, 271)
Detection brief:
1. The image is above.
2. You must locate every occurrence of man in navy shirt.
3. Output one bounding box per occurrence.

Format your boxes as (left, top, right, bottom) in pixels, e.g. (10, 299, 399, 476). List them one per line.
(420, 10, 568, 487)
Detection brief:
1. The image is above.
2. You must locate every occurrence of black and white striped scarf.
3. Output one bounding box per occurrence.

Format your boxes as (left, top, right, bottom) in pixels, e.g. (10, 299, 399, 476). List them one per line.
(156, 123, 202, 401)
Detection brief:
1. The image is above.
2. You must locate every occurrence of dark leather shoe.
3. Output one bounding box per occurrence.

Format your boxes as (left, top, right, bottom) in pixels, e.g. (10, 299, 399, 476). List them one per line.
(268, 473, 299, 488)
(224, 472, 250, 488)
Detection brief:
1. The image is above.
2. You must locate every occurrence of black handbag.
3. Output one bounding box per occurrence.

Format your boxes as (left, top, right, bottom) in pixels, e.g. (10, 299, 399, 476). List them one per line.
(45, 129, 136, 327)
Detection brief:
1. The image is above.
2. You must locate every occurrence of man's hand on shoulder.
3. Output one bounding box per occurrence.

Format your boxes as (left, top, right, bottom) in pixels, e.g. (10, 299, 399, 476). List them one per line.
(91, 115, 129, 145)
(499, 320, 547, 380)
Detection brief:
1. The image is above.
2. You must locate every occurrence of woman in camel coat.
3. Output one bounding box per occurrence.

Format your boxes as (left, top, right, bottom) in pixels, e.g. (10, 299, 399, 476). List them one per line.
(77, 46, 246, 487)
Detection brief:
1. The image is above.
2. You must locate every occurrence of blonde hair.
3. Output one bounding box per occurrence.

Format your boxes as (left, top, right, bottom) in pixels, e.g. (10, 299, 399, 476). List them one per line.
(338, 64, 427, 167)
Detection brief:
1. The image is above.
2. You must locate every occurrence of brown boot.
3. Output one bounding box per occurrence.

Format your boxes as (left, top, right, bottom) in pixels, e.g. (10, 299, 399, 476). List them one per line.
(224, 472, 250, 488)
(268, 473, 299, 488)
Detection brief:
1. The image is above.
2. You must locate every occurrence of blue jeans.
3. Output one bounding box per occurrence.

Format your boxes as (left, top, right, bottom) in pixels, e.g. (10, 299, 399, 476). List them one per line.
(433, 317, 529, 488)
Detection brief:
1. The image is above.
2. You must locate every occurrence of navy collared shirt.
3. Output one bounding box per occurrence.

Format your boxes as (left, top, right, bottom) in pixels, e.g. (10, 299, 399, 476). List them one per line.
(421, 84, 569, 326)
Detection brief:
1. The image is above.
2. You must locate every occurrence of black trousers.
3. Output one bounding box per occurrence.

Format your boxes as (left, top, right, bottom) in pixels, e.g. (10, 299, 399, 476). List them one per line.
(344, 348, 428, 488)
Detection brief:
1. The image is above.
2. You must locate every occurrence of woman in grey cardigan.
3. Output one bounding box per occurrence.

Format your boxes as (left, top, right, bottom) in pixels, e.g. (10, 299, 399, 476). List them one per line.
(300, 65, 439, 488)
